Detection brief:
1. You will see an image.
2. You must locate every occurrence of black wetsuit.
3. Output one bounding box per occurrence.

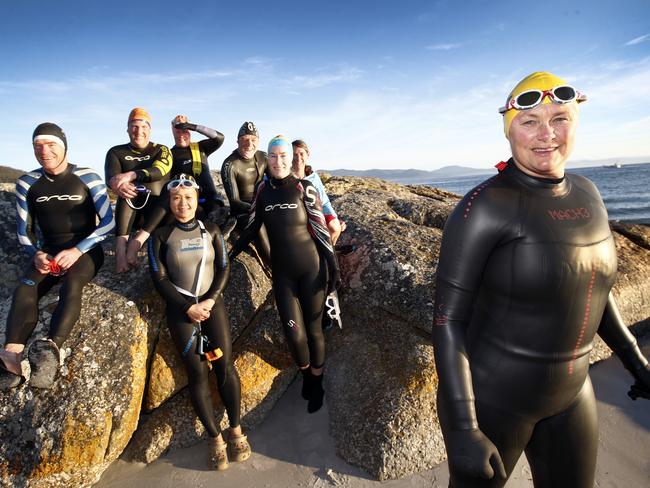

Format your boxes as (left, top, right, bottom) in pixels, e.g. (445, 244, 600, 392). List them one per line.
(221, 149, 271, 264)
(432, 160, 649, 488)
(105, 142, 172, 236)
(148, 219, 240, 433)
(141, 127, 225, 234)
(231, 175, 338, 368)
(7, 165, 114, 347)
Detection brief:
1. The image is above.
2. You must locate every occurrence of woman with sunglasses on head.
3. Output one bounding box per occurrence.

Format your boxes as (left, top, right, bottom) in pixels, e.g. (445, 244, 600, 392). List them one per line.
(432, 72, 650, 487)
(230, 135, 340, 413)
(148, 173, 250, 471)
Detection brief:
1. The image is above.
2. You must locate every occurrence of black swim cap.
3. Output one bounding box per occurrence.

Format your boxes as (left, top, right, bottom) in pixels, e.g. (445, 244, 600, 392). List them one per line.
(32, 122, 67, 151)
(238, 121, 258, 138)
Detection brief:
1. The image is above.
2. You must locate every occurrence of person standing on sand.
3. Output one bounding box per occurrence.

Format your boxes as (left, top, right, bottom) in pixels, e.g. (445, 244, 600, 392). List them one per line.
(148, 173, 250, 471)
(432, 71, 650, 487)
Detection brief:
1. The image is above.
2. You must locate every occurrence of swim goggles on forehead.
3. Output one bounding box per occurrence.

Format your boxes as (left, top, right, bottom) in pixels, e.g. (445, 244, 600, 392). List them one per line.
(498, 85, 586, 114)
(167, 174, 199, 190)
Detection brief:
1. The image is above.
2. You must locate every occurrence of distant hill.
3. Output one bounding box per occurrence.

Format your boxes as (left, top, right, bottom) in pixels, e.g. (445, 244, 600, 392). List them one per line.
(0, 165, 24, 183)
(326, 165, 492, 183)
(325, 156, 650, 184)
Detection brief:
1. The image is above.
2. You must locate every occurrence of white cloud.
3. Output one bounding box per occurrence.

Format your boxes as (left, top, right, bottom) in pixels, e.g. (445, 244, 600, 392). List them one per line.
(426, 42, 463, 51)
(625, 34, 650, 46)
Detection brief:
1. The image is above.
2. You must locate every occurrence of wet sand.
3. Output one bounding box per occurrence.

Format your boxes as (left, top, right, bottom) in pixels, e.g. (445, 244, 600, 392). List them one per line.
(97, 342, 650, 488)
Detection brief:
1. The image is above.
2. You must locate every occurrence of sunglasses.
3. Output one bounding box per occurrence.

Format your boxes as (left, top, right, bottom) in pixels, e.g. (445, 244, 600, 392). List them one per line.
(167, 177, 199, 190)
(499, 85, 586, 114)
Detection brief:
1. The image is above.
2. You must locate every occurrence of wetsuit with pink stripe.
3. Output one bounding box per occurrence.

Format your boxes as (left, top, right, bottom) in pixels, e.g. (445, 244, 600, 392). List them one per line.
(433, 159, 649, 487)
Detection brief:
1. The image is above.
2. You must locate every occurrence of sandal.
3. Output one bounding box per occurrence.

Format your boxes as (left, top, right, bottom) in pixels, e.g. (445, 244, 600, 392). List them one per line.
(228, 433, 251, 463)
(0, 352, 25, 390)
(208, 436, 229, 471)
(28, 339, 60, 389)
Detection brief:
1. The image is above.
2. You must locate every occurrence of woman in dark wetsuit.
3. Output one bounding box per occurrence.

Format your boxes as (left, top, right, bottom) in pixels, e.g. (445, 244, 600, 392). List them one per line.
(432, 72, 650, 488)
(148, 174, 250, 470)
(230, 135, 339, 413)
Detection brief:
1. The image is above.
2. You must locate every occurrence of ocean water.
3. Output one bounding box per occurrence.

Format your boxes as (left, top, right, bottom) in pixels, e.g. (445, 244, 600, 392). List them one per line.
(422, 162, 650, 224)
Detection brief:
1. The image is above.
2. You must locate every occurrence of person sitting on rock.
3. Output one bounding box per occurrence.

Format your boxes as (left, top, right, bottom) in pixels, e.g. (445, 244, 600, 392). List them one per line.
(105, 107, 173, 273)
(125, 114, 226, 267)
(0, 123, 114, 390)
(230, 135, 340, 413)
(148, 173, 250, 470)
(221, 121, 271, 269)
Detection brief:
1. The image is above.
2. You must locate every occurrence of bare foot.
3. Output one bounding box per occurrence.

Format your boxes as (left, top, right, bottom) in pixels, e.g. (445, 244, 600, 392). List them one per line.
(126, 239, 142, 268)
(116, 249, 130, 273)
(0, 349, 22, 376)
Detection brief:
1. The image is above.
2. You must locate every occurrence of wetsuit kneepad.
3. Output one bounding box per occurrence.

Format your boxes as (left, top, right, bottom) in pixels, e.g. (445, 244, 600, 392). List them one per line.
(148, 220, 240, 434)
(433, 160, 618, 487)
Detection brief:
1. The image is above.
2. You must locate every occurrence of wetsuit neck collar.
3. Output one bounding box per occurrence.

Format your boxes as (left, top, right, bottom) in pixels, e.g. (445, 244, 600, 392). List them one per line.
(42, 162, 73, 181)
(175, 218, 198, 231)
(129, 142, 152, 153)
(503, 158, 569, 191)
(270, 174, 296, 188)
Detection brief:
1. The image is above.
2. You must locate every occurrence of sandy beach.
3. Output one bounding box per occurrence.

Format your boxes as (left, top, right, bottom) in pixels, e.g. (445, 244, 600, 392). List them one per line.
(96, 340, 650, 488)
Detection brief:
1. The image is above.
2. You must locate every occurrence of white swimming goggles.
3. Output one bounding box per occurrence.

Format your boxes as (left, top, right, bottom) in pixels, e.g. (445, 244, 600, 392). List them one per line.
(498, 85, 587, 114)
(167, 173, 199, 190)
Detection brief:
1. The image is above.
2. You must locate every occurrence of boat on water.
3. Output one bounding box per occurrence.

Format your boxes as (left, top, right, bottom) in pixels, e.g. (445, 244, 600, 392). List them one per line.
(604, 162, 622, 168)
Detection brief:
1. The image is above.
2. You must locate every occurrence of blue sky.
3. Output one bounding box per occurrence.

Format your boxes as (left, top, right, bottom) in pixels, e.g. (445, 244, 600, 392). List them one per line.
(1, 0, 649, 174)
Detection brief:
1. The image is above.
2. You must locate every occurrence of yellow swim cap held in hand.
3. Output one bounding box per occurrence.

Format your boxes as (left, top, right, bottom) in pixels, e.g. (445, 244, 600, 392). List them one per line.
(501, 72, 586, 137)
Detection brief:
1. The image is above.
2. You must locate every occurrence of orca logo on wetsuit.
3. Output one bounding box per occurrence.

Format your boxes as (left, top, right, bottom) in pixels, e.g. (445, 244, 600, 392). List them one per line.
(124, 155, 151, 162)
(36, 194, 84, 202)
(265, 203, 298, 211)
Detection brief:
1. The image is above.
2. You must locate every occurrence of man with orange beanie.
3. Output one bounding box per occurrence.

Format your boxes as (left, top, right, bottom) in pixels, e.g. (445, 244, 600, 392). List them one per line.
(105, 107, 172, 272)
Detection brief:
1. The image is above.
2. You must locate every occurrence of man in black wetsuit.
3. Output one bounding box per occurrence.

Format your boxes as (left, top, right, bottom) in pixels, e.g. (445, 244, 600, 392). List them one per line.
(230, 135, 339, 413)
(125, 114, 226, 266)
(221, 121, 270, 267)
(432, 72, 650, 488)
(0, 123, 114, 390)
(105, 107, 172, 272)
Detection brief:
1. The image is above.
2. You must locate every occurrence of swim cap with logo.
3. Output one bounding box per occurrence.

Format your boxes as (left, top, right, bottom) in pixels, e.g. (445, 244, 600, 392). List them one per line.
(238, 121, 259, 138)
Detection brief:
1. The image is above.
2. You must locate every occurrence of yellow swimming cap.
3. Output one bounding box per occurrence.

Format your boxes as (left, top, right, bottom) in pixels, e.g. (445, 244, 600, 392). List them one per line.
(502, 71, 571, 137)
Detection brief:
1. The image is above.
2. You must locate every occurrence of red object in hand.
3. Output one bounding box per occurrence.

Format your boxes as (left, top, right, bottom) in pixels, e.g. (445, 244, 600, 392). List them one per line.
(49, 260, 61, 275)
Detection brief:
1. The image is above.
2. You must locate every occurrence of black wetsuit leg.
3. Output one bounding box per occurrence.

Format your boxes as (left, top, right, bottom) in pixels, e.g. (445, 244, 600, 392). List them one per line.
(272, 260, 326, 368)
(115, 198, 139, 236)
(5, 246, 104, 348)
(524, 379, 598, 488)
(232, 216, 271, 268)
(166, 298, 241, 434)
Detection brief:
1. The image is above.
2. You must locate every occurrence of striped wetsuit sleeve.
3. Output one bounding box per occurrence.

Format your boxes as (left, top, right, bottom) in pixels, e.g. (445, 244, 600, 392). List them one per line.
(14, 172, 41, 256)
(134, 144, 173, 182)
(311, 172, 336, 218)
(74, 168, 115, 253)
